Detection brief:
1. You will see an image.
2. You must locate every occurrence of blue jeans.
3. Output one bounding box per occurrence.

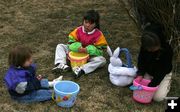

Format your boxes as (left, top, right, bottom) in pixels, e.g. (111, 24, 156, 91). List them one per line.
(12, 79, 53, 103)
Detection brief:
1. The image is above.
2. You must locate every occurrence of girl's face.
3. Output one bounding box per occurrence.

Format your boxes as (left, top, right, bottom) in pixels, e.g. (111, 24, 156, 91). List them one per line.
(147, 46, 161, 52)
(83, 20, 96, 32)
(23, 56, 33, 67)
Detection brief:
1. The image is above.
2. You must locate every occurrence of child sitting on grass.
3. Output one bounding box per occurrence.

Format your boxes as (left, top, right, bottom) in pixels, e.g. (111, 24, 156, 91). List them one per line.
(52, 10, 108, 78)
(4, 45, 62, 103)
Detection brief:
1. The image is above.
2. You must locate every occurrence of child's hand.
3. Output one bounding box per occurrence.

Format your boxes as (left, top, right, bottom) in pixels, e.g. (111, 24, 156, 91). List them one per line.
(78, 47, 87, 53)
(144, 73, 153, 80)
(136, 75, 143, 81)
(137, 75, 143, 79)
(37, 75, 42, 80)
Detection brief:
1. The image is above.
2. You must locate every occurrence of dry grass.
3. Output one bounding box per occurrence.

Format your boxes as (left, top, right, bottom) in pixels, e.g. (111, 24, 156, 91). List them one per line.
(0, 0, 179, 112)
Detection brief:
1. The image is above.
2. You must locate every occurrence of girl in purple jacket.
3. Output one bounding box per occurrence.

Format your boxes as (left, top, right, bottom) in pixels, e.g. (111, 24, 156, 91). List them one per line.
(4, 45, 62, 103)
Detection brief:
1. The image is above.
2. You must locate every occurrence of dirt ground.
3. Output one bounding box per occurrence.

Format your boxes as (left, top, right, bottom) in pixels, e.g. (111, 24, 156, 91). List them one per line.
(0, 0, 179, 112)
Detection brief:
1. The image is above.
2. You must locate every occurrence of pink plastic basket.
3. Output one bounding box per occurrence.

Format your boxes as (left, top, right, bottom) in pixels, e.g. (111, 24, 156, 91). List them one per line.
(133, 77, 159, 104)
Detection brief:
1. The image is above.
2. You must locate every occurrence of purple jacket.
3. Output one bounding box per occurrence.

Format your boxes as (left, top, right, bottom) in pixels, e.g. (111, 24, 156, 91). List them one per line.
(4, 64, 41, 96)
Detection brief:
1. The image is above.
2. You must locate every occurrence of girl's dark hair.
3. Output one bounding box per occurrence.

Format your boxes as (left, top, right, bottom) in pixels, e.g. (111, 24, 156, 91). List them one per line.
(141, 31, 161, 50)
(83, 10, 100, 29)
(8, 45, 32, 67)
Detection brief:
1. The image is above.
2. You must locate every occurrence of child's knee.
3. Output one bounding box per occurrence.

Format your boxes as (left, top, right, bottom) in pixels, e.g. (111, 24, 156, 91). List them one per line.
(56, 44, 68, 52)
(94, 56, 106, 65)
(56, 44, 64, 49)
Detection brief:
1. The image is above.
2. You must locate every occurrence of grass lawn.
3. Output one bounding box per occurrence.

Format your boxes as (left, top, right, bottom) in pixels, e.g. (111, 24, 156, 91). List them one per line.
(0, 0, 179, 111)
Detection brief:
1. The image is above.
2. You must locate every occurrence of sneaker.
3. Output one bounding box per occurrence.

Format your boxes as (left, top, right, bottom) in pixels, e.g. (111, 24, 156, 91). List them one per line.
(49, 76, 63, 87)
(52, 63, 70, 74)
(53, 76, 63, 82)
(72, 67, 85, 78)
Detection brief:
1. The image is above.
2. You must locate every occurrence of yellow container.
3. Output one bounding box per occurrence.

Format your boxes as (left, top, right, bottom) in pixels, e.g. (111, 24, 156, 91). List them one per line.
(68, 51, 89, 68)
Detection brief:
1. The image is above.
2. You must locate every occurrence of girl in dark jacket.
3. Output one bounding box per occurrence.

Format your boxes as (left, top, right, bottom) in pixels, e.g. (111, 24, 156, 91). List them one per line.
(137, 23, 173, 87)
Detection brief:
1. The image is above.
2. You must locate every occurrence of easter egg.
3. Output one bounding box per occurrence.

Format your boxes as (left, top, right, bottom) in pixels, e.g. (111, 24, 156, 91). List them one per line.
(63, 96, 69, 101)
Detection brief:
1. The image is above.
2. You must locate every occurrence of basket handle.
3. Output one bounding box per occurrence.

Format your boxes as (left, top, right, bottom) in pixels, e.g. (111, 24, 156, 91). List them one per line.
(119, 48, 133, 68)
(52, 90, 55, 101)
